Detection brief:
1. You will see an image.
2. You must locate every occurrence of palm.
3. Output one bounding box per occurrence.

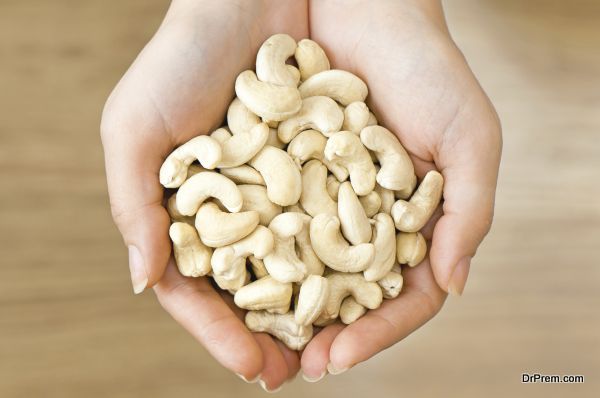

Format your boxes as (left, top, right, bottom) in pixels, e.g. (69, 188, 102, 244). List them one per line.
(300, 2, 501, 376)
(101, 2, 309, 388)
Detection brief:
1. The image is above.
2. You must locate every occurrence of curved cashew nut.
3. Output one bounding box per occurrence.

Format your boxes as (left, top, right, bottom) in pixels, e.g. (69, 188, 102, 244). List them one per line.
(310, 214, 375, 272)
(166, 193, 193, 224)
(375, 183, 395, 214)
(391, 170, 444, 232)
(277, 96, 344, 143)
(219, 165, 265, 186)
(211, 256, 248, 293)
(337, 182, 372, 245)
(396, 232, 427, 267)
(378, 265, 404, 299)
(235, 70, 301, 121)
(359, 191, 382, 218)
(210, 123, 269, 168)
(287, 130, 348, 181)
(176, 172, 243, 216)
(238, 184, 282, 226)
(195, 202, 259, 247)
(339, 296, 367, 324)
(212, 225, 274, 270)
(360, 125, 416, 192)
(295, 39, 330, 81)
(300, 160, 338, 217)
(342, 101, 370, 134)
(363, 213, 397, 282)
(324, 131, 376, 196)
(159, 136, 222, 188)
(295, 213, 325, 276)
(256, 33, 299, 87)
(295, 275, 329, 326)
(234, 276, 292, 314)
(169, 222, 212, 277)
(249, 146, 301, 206)
(245, 311, 313, 351)
(299, 70, 368, 106)
(326, 175, 341, 200)
(226, 98, 261, 136)
(263, 213, 307, 283)
(249, 256, 269, 279)
(266, 127, 286, 149)
(316, 272, 382, 323)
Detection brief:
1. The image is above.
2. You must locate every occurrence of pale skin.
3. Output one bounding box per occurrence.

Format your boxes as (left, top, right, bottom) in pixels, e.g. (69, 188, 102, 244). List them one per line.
(101, 0, 501, 391)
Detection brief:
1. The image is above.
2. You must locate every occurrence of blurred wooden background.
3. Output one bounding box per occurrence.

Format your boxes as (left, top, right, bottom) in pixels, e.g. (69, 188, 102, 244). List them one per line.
(1, 0, 598, 397)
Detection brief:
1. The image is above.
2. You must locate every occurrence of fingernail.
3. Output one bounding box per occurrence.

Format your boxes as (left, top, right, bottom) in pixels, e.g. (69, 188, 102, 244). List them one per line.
(448, 256, 471, 296)
(236, 372, 261, 384)
(128, 245, 148, 294)
(302, 370, 327, 383)
(259, 379, 282, 393)
(326, 362, 349, 375)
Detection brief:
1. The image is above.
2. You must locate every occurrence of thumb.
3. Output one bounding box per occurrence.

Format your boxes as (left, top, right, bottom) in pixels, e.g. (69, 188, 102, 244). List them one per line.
(101, 107, 172, 295)
(429, 118, 501, 296)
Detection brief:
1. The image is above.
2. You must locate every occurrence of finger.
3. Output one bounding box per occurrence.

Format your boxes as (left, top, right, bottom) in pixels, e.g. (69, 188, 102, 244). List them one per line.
(300, 323, 345, 382)
(328, 261, 446, 373)
(154, 260, 263, 380)
(430, 121, 501, 295)
(253, 334, 290, 393)
(420, 203, 443, 241)
(101, 102, 173, 294)
(273, 340, 301, 382)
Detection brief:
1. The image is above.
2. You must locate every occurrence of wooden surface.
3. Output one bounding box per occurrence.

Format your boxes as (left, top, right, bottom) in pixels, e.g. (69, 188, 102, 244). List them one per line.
(1, 0, 598, 397)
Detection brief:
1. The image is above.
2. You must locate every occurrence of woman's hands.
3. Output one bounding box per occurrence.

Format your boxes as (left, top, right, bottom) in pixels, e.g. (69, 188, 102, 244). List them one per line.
(100, 0, 308, 390)
(300, 0, 501, 379)
(101, 0, 501, 390)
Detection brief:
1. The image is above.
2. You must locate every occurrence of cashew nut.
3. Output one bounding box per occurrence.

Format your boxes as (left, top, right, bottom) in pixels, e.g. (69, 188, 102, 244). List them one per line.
(396, 231, 427, 267)
(214, 122, 270, 168)
(249, 256, 269, 279)
(295, 213, 325, 276)
(326, 175, 341, 200)
(315, 272, 382, 324)
(238, 184, 282, 226)
(339, 296, 367, 324)
(295, 39, 330, 81)
(219, 164, 265, 186)
(377, 265, 403, 299)
(286, 129, 348, 181)
(391, 170, 443, 232)
(166, 193, 193, 224)
(266, 127, 286, 149)
(234, 276, 293, 314)
(256, 33, 298, 87)
(299, 70, 368, 106)
(360, 125, 416, 192)
(235, 70, 302, 121)
(159, 136, 222, 188)
(337, 182, 372, 245)
(375, 183, 395, 214)
(249, 146, 301, 206)
(245, 311, 313, 351)
(211, 256, 248, 293)
(310, 214, 375, 272)
(195, 202, 259, 247)
(366, 112, 378, 126)
(295, 275, 329, 326)
(263, 213, 307, 283)
(300, 159, 338, 217)
(359, 191, 382, 218)
(324, 131, 376, 196)
(226, 98, 261, 136)
(363, 213, 396, 282)
(277, 96, 343, 143)
(169, 222, 212, 277)
(176, 171, 243, 216)
(342, 101, 370, 134)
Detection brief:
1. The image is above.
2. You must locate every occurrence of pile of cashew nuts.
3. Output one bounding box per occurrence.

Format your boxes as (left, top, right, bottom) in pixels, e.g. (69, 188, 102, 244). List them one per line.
(160, 34, 443, 351)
